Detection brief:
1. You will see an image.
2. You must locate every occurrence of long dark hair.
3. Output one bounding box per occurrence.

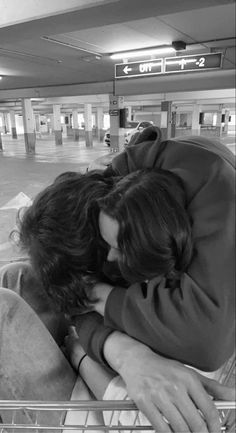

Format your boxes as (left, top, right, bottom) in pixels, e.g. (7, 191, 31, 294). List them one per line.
(16, 171, 116, 314)
(98, 168, 192, 283)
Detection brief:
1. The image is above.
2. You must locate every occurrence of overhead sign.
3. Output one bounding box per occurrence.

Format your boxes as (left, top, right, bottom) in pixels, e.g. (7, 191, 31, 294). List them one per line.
(164, 53, 222, 73)
(115, 59, 163, 78)
(115, 53, 222, 79)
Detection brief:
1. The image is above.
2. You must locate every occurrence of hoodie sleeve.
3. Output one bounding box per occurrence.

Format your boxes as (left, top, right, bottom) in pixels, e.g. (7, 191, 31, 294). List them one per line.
(104, 134, 235, 371)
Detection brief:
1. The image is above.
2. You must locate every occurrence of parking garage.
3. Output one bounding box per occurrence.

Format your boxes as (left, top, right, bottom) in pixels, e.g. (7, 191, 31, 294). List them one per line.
(0, 1, 235, 432)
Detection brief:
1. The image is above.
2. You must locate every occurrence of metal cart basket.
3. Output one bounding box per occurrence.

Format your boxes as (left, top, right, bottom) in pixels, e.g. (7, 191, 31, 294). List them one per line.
(0, 400, 235, 432)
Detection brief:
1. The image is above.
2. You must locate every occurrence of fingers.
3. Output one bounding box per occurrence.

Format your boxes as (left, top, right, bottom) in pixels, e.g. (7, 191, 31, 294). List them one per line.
(154, 399, 191, 433)
(136, 399, 172, 433)
(200, 375, 236, 401)
(174, 390, 209, 433)
(68, 325, 79, 337)
(189, 377, 221, 433)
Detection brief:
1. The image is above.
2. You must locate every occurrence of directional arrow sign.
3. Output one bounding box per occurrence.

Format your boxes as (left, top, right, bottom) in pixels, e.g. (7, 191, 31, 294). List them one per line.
(115, 59, 163, 78)
(115, 53, 222, 79)
(123, 65, 132, 74)
(164, 53, 222, 73)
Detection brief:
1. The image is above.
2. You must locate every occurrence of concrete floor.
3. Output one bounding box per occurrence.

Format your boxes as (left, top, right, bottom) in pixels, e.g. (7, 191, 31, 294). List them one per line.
(0, 133, 110, 263)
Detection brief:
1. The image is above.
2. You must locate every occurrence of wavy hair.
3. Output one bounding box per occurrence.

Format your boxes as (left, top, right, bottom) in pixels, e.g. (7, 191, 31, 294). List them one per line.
(97, 168, 193, 283)
(16, 171, 116, 314)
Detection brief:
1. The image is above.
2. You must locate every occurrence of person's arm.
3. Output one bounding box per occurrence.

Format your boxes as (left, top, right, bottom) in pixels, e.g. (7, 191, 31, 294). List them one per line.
(74, 315, 235, 432)
(65, 326, 116, 399)
(103, 330, 235, 433)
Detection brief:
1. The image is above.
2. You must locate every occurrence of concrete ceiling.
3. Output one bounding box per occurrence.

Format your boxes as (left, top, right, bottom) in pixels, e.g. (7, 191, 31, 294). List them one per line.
(0, 0, 235, 113)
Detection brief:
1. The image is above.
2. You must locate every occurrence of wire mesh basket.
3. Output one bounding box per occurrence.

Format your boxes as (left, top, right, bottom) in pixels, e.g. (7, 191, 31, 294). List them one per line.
(0, 400, 235, 432)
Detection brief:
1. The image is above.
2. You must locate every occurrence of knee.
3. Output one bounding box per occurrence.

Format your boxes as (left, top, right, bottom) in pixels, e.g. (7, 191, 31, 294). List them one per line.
(0, 287, 23, 319)
(0, 261, 31, 291)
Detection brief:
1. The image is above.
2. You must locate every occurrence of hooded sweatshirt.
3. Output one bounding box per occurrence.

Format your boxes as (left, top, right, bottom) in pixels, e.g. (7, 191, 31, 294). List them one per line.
(76, 128, 235, 372)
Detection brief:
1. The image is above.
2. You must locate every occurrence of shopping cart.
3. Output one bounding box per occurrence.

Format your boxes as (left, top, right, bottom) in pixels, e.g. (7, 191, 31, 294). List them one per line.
(0, 400, 235, 432)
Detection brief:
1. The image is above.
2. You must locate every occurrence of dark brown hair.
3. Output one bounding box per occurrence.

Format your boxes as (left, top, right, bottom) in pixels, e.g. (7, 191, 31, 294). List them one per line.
(98, 168, 192, 283)
(17, 171, 115, 314)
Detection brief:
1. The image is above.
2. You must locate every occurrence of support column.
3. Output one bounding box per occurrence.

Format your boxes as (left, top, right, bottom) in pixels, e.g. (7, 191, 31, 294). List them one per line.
(72, 109, 79, 141)
(10, 110, 17, 139)
(109, 95, 125, 152)
(96, 107, 103, 142)
(84, 104, 93, 147)
(126, 106, 132, 122)
(191, 104, 201, 136)
(222, 109, 230, 135)
(171, 111, 176, 138)
(161, 101, 172, 140)
(53, 105, 62, 145)
(215, 105, 224, 137)
(3, 113, 10, 134)
(35, 114, 40, 133)
(66, 114, 72, 137)
(0, 114, 3, 150)
(22, 98, 36, 154)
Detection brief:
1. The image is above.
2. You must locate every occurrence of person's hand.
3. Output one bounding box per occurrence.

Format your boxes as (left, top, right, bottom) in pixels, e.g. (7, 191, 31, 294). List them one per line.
(103, 332, 235, 433)
(64, 326, 86, 370)
(119, 347, 234, 433)
(92, 282, 114, 316)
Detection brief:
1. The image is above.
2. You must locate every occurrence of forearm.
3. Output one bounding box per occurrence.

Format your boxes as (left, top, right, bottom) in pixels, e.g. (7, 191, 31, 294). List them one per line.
(103, 330, 151, 374)
(79, 356, 116, 400)
(104, 279, 235, 371)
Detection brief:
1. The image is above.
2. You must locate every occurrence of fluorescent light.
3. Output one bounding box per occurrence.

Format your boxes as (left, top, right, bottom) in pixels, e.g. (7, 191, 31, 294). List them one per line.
(110, 46, 175, 60)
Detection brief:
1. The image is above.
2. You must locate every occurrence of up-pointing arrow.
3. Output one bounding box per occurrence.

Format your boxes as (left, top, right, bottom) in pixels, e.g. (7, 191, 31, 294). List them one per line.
(123, 65, 132, 74)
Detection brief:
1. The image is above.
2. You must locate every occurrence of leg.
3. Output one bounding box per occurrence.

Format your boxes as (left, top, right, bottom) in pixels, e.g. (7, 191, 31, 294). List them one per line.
(0, 261, 68, 345)
(0, 287, 76, 431)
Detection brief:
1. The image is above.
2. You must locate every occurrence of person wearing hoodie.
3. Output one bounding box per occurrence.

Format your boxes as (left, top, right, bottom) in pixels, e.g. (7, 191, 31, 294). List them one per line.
(72, 127, 235, 431)
(75, 126, 235, 372)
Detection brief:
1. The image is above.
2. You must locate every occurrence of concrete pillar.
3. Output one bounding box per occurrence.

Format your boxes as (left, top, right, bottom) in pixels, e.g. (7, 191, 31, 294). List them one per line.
(84, 103, 93, 147)
(215, 105, 224, 137)
(72, 109, 79, 141)
(96, 106, 103, 142)
(0, 114, 3, 149)
(35, 114, 40, 133)
(22, 98, 36, 154)
(10, 110, 17, 139)
(171, 111, 176, 138)
(126, 106, 132, 122)
(222, 109, 230, 135)
(160, 101, 172, 140)
(192, 104, 201, 136)
(3, 112, 10, 134)
(109, 95, 125, 152)
(53, 104, 62, 145)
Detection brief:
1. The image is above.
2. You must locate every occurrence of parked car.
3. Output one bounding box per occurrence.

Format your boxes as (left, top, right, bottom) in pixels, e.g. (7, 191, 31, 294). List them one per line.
(124, 121, 154, 145)
(104, 121, 142, 146)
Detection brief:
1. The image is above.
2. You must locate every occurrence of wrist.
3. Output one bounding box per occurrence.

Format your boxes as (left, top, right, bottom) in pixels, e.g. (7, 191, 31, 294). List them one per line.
(77, 353, 87, 373)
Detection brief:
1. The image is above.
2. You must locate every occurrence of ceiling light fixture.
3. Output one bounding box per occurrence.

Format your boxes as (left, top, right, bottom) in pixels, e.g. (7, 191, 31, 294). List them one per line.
(41, 36, 102, 57)
(110, 46, 176, 60)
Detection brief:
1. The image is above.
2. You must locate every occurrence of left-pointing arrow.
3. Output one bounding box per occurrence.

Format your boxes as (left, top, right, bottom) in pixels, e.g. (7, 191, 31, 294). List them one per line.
(123, 65, 132, 74)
